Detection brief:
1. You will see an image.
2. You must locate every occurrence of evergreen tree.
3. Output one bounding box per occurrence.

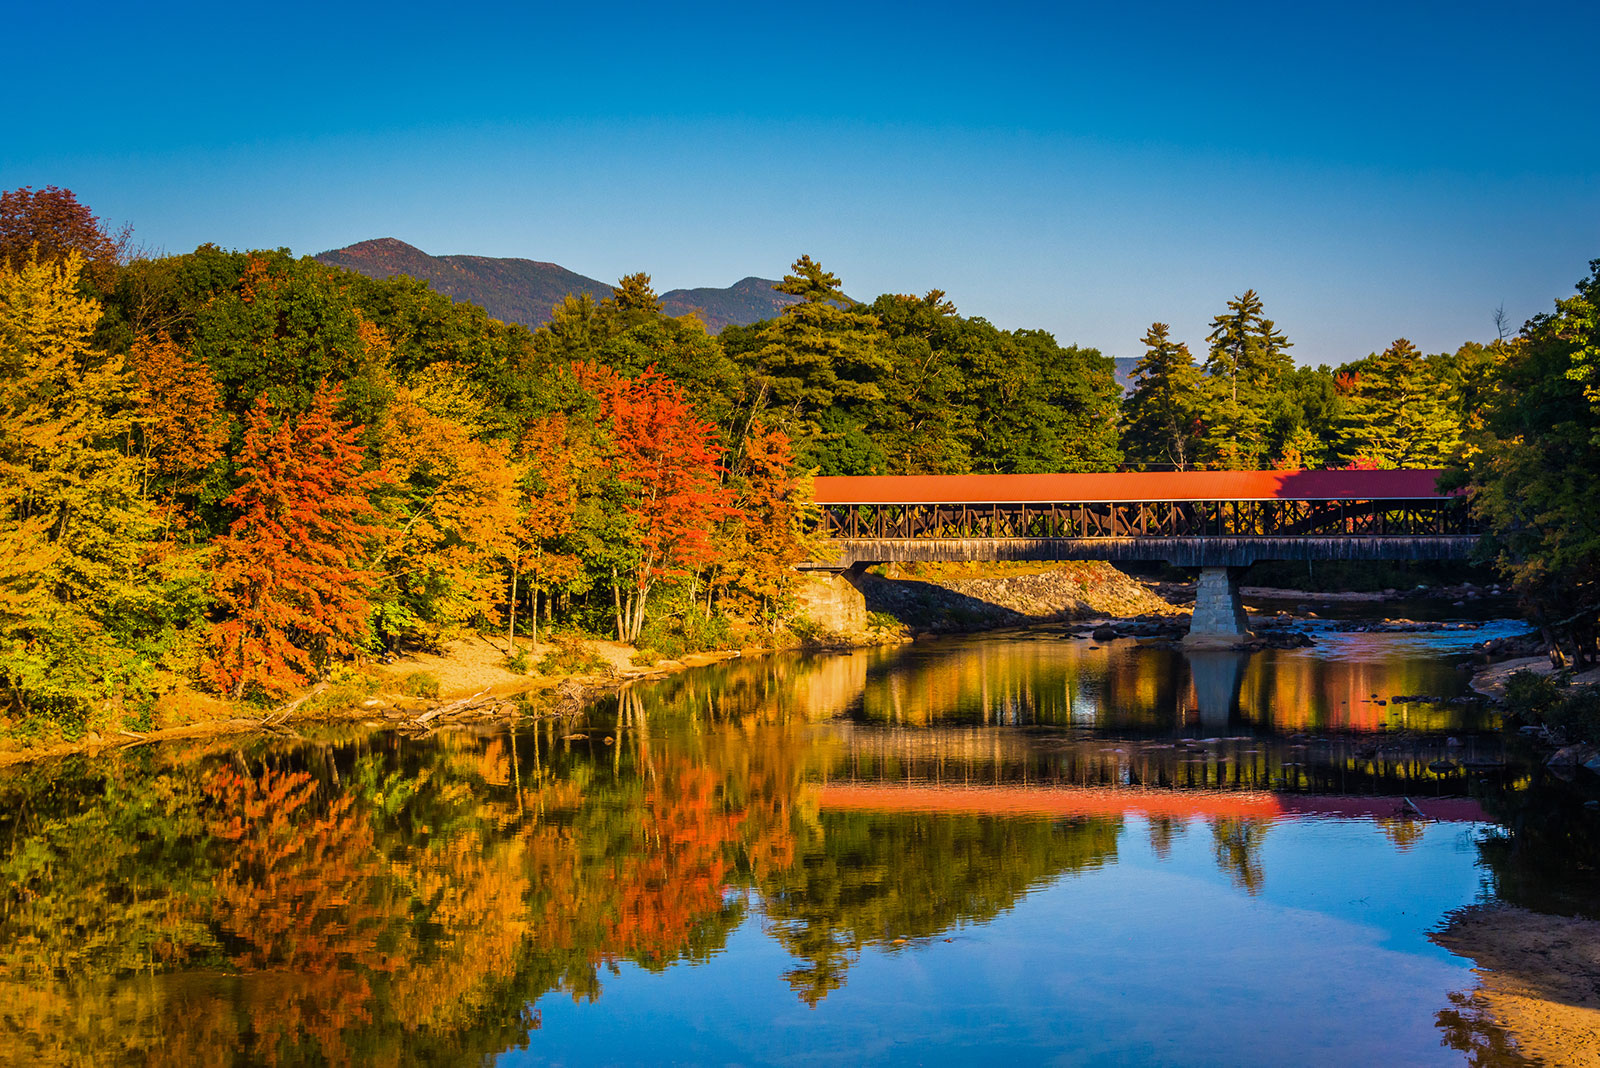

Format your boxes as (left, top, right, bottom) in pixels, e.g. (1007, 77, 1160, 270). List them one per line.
(1121, 322, 1203, 470)
(751, 256, 890, 471)
(1199, 290, 1293, 467)
(1203, 289, 1293, 401)
(1333, 338, 1463, 467)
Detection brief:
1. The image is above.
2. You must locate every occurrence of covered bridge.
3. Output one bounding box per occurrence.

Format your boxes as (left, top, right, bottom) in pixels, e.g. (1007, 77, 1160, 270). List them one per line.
(805, 468, 1476, 642)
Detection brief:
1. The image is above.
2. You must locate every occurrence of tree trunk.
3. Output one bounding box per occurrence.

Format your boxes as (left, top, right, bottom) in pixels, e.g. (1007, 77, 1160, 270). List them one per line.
(506, 557, 519, 655)
(611, 565, 625, 642)
(529, 554, 540, 650)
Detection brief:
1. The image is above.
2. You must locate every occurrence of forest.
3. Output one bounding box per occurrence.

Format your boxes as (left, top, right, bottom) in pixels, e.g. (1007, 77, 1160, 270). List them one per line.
(1, 184, 1596, 736)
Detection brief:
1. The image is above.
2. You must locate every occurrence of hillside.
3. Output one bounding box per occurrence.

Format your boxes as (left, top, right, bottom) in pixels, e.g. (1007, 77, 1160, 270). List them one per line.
(659, 276, 798, 331)
(314, 238, 798, 331)
(314, 238, 613, 327)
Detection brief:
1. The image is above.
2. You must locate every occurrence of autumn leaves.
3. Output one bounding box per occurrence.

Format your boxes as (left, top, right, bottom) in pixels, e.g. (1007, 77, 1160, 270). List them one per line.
(0, 242, 812, 724)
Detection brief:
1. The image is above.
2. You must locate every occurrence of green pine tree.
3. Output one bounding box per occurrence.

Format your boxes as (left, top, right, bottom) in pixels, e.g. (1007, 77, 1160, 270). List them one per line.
(1334, 338, 1463, 467)
(1122, 322, 1203, 470)
(752, 256, 890, 472)
(1199, 289, 1294, 467)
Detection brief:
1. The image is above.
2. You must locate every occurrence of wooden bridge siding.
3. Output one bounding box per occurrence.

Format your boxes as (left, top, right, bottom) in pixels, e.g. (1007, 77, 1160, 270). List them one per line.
(817, 500, 1474, 541)
(802, 535, 1480, 569)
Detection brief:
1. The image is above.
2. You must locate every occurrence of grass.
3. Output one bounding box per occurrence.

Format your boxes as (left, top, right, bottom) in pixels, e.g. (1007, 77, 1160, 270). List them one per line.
(399, 671, 441, 698)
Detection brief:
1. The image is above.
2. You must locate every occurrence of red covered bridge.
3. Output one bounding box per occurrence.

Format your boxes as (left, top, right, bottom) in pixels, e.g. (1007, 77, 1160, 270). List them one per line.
(804, 469, 1478, 640)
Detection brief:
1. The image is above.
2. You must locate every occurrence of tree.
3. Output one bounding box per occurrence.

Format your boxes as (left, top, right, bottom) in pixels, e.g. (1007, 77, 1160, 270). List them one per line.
(127, 331, 229, 529)
(1461, 261, 1600, 665)
(0, 186, 127, 288)
(209, 385, 388, 698)
(1333, 339, 1463, 468)
(191, 252, 390, 429)
(371, 377, 517, 650)
(750, 256, 891, 471)
(0, 253, 157, 718)
(1121, 322, 1203, 470)
(868, 291, 972, 473)
(961, 326, 1122, 473)
(716, 422, 815, 627)
(583, 365, 733, 643)
(507, 413, 587, 650)
(1199, 290, 1293, 467)
(1203, 289, 1293, 403)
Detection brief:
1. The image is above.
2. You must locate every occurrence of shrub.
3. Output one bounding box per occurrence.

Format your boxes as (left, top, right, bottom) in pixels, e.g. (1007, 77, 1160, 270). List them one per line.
(537, 636, 607, 676)
(1504, 670, 1600, 744)
(400, 671, 441, 698)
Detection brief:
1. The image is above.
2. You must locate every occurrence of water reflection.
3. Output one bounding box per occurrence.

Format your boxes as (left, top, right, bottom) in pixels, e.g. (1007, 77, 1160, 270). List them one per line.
(0, 625, 1586, 1065)
(852, 626, 1504, 733)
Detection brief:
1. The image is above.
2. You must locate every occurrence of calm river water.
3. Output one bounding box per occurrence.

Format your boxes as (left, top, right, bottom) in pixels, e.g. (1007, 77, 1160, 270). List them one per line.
(3, 616, 1597, 1065)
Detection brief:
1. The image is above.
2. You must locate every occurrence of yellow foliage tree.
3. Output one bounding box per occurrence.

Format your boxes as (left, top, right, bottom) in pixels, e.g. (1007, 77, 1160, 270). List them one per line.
(0, 253, 156, 717)
(373, 373, 517, 649)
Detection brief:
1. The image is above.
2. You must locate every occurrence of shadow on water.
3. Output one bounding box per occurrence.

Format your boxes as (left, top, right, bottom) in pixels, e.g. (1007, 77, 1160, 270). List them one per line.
(0, 625, 1593, 1064)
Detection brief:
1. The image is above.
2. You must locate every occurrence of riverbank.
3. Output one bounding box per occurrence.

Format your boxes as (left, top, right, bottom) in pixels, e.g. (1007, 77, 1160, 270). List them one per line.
(1472, 655, 1600, 700)
(1432, 905, 1600, 1065)
(0, 637, 757, 769)
(0, 560, 1190, 767)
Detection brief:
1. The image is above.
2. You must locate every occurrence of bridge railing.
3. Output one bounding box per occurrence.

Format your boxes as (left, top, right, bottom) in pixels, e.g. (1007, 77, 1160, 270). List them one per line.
(814, 499, 1480, 540)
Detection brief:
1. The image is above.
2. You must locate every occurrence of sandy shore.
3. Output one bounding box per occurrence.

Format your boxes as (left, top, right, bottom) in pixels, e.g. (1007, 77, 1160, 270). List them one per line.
(1432, 905, 1600, 1065)
(1471, 654, 1600, 699)
(0, 637, 758, 769)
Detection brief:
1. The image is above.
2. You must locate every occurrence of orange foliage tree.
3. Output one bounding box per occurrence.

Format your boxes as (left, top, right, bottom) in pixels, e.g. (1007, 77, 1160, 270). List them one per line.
(209, 385, 388, 698)
(128, 331, 228, 530)
(582, 365, 734, 643)
(508, 413, 586, 651)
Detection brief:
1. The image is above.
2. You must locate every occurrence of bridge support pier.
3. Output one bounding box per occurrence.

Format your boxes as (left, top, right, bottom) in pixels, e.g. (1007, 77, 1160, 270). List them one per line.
(1185, 567, 1252, 646)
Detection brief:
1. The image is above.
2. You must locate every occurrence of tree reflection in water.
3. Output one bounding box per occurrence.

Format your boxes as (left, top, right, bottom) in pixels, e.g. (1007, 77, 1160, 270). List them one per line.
(0, 638, 1587, 1063)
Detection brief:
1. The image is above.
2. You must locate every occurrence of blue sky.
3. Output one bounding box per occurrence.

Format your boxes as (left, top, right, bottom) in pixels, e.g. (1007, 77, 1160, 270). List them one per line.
(7, 0, 1597, 364)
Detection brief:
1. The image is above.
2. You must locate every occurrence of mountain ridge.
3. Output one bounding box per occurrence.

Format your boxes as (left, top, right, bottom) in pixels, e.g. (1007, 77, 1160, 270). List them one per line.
(313, 238, 799, 331)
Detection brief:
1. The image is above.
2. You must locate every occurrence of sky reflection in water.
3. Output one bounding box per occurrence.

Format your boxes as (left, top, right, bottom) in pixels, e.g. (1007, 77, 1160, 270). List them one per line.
(0, 619, 1563, 1065)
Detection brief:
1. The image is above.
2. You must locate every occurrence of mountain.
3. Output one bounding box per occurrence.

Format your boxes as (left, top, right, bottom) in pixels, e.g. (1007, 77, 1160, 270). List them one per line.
(1113, 356, 1141, 394)
(314, 238, 613, 327)
(314, 238, 799, 331)
(659, 276, 799, 332)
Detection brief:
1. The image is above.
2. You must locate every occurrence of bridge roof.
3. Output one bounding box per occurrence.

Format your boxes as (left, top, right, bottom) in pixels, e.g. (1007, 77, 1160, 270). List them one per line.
(812, 469, 1451, 505)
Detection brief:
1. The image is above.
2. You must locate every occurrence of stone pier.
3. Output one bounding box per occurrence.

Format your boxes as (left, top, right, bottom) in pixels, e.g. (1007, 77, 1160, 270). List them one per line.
(1184, 566, 1251, 645)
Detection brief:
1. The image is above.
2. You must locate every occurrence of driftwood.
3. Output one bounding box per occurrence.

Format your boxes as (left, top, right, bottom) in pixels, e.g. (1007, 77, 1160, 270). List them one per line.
(416, 687, 491, 724)
(262, 683, 328, 727)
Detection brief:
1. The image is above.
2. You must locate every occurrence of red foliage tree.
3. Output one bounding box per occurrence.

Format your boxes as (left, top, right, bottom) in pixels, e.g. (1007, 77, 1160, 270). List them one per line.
(209, 385, 388, 698)
(0, 186, 127, 285)
(581, 364, 734, 642)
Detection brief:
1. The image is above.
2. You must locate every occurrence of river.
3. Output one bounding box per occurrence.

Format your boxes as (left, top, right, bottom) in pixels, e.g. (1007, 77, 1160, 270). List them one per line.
(2, 616, 1596, 1065)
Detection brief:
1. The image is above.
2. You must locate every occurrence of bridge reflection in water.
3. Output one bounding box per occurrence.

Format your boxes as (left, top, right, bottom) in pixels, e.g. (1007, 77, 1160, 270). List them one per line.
(768, 628, 1506, 823)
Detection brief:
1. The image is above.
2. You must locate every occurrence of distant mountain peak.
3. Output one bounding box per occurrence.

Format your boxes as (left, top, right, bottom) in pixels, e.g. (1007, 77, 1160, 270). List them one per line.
(314, 239, 802, 332)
